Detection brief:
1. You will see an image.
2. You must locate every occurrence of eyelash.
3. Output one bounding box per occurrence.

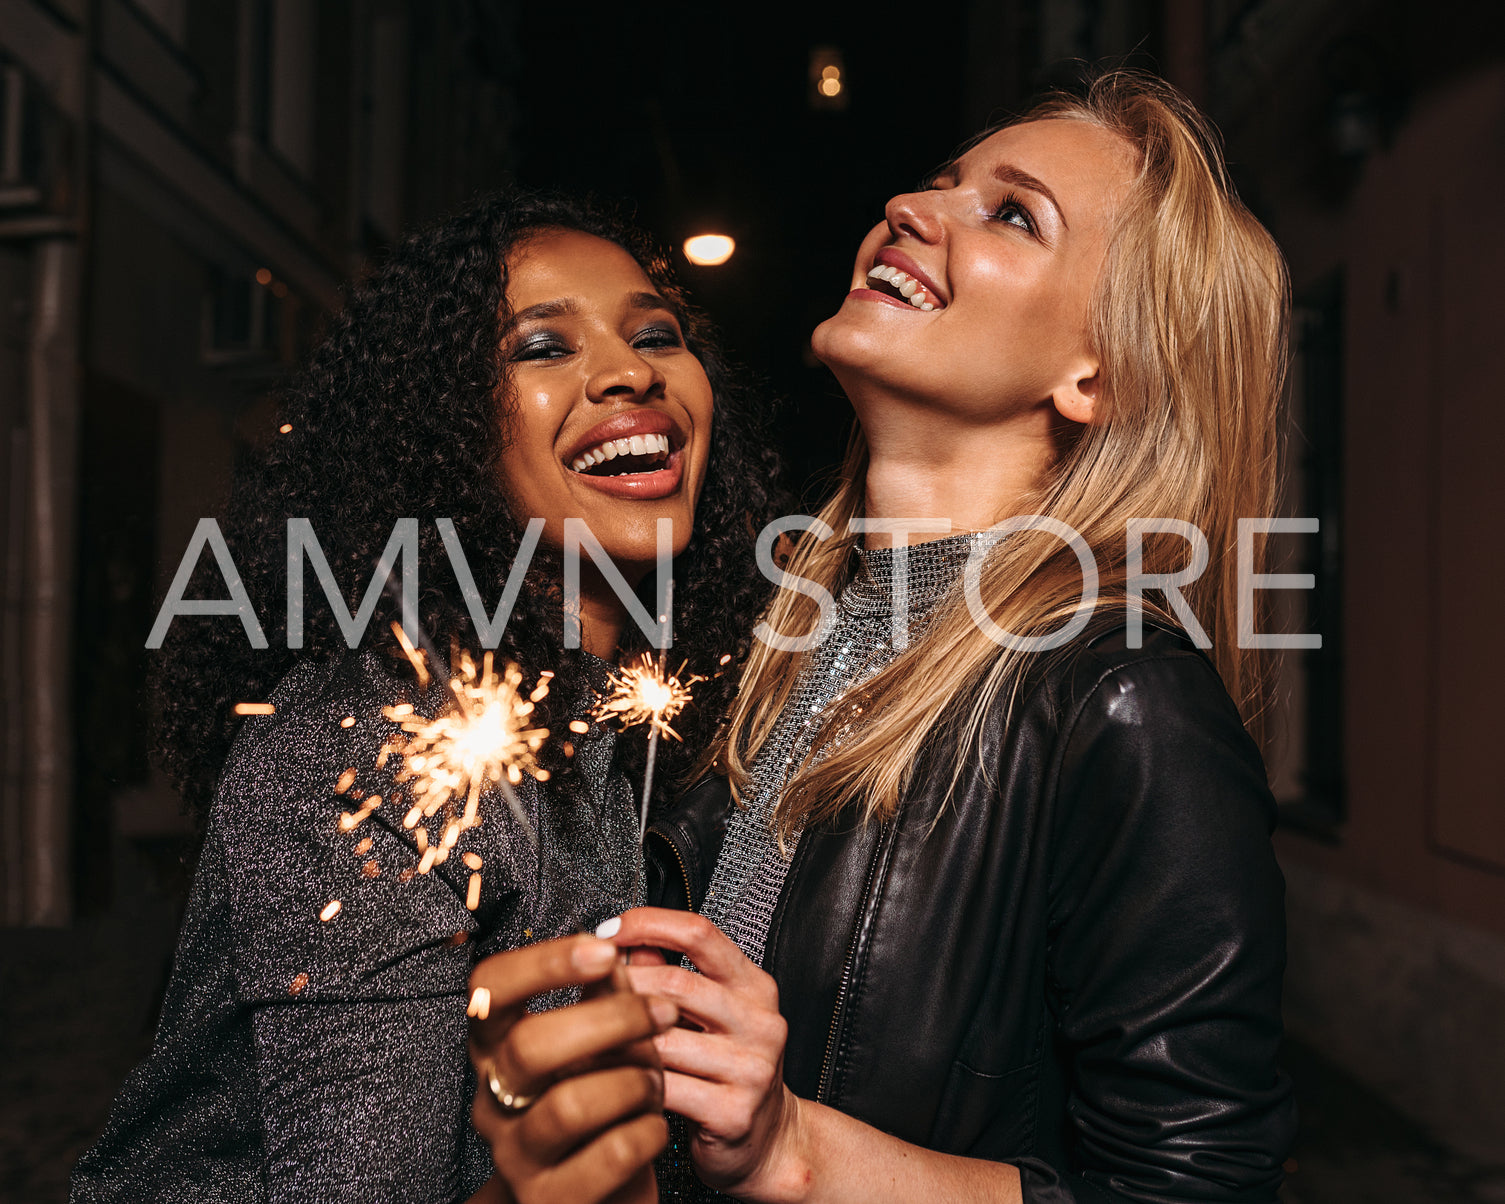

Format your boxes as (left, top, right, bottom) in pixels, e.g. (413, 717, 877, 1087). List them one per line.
(633, 324, 686, 350)
(988, 191, 1035, 234)
(508, 323, 685, 362)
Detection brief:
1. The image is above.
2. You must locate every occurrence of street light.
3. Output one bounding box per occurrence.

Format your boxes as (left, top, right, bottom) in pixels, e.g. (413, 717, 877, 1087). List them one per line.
(683, 234, 735, 266)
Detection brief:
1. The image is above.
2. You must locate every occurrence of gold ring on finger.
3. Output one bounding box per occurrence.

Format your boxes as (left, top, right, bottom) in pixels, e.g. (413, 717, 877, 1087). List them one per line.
(482, 1058, 536, 1115)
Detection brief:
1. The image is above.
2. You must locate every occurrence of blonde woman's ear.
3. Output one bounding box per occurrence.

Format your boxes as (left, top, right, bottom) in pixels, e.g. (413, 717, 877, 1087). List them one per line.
(1052, 367, 1101, 426)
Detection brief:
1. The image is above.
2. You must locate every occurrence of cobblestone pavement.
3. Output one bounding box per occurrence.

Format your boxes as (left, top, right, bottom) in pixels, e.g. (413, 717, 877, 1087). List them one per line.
(3, 838, 1502, 1204)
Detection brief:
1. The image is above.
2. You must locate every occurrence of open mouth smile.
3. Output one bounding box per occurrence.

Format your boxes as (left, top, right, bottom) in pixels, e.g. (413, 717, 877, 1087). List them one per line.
(563, 412, 687, 500)
(570, 431, 672, 475)
(851, 248, 947, 312)
(863, 264, 939, 310)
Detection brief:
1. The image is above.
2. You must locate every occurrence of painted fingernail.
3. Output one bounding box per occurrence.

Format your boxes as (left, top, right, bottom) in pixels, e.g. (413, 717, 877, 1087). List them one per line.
(594, 915, 622, 939)
(572, 939, 616, 973)
(650, 998, 678, 1028)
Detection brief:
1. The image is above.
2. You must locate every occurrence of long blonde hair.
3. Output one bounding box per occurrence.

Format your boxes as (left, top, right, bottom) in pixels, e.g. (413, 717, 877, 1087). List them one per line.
(716, 70, 1291, 838)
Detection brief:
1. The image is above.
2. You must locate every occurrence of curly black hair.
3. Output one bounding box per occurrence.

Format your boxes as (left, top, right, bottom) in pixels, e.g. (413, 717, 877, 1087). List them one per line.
(153, 190, 785, 821)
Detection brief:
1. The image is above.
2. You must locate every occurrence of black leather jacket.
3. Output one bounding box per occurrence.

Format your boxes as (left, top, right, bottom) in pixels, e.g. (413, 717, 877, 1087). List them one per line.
(648, 625, 1296, 1202)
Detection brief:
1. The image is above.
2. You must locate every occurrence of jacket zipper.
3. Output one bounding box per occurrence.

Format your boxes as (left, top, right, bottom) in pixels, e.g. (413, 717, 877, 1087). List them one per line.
(646, 823, 694, 909)
(814, 827, 892, 1104)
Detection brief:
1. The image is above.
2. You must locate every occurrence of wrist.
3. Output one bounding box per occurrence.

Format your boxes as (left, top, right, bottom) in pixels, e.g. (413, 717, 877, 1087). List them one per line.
(745, 1088, 815, 1204)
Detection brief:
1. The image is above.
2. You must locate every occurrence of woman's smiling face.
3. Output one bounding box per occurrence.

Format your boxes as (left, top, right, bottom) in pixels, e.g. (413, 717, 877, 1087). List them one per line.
(497, 228, 714, 579)
(811, 118, 1137, 426)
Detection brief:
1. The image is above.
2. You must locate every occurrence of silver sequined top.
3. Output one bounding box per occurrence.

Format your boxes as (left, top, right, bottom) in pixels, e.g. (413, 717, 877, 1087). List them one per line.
(657, 532, 977, 1202)
(72, 650, 641, 1204)
(699, 531, 978, 966)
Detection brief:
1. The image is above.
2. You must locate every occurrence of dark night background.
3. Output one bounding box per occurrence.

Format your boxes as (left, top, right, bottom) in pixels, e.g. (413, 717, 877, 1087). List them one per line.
(3, 1, 1505, 1200)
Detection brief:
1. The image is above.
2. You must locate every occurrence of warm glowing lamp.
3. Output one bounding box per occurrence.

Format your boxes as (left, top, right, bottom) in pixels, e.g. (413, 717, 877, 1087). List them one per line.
(683, 234, 736, 266)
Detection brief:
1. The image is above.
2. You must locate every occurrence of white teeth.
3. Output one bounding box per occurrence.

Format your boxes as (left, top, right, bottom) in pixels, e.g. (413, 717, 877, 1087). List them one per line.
(570, 431, 672, 473)
(866, 263, 939, 310)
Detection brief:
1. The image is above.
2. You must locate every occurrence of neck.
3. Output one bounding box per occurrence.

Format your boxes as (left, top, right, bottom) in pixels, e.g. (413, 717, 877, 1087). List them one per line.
(857, 400, 1061, 549)
(576, 569, 632, 659)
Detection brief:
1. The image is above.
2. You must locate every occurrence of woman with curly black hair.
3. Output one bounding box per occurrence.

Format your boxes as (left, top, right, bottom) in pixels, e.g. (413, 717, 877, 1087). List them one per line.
(71, 192, 782, 1204)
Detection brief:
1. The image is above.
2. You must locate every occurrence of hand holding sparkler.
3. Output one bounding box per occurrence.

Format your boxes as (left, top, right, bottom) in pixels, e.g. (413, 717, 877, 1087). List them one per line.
(466, 933, 677, 1202)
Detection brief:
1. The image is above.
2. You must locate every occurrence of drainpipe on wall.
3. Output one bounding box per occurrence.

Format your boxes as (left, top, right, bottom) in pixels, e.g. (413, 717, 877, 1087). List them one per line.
(2, 426, 26, 924)
(0, 0, 91, 926)
(22, 236, 80, 926)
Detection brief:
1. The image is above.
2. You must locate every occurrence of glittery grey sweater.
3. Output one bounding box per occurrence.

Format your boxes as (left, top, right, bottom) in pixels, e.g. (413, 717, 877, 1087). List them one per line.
(71, 651, 640, 1204)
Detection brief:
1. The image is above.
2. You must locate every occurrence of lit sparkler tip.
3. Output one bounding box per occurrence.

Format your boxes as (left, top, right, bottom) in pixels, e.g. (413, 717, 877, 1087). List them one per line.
(381, 651, 549, 866)
(590, 630, 704, 843)
(590, 653, 704, 742)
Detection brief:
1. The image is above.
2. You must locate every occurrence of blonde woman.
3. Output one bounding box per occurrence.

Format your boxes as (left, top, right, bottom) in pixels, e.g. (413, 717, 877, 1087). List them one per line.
(466, 70, 1297, 1204)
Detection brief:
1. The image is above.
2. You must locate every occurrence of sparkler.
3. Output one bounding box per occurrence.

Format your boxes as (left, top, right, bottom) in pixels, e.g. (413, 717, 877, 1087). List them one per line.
(314, 584, 552, 933)
(383, 639, 551, 860)
(591, 582, 703, 841)
(375, 560, 551, 862)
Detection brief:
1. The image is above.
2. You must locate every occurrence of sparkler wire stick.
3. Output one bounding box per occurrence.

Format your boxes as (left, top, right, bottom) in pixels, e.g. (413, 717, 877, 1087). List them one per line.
(635, 578, 675, 840)
(638, 648, 669, 843)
